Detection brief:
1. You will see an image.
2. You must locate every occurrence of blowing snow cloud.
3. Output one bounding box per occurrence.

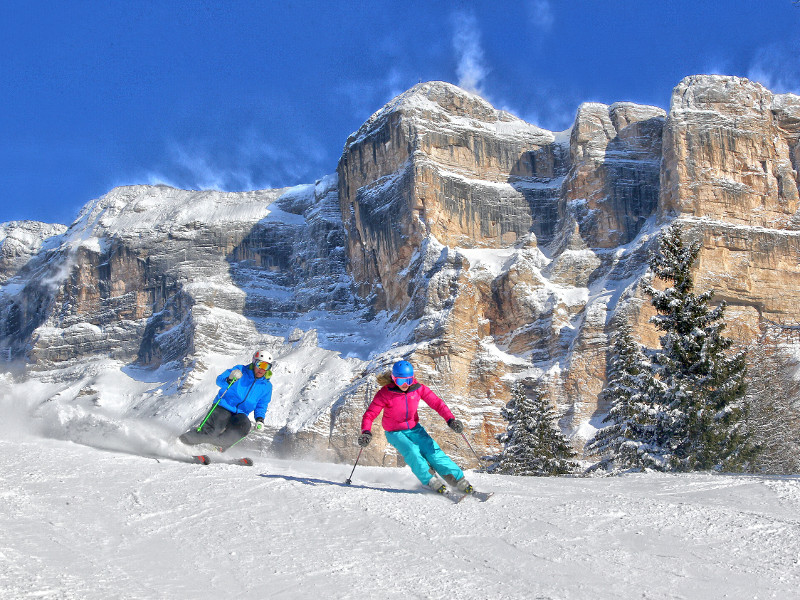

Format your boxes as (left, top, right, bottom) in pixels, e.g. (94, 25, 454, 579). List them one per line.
(451, 11, 488, 94)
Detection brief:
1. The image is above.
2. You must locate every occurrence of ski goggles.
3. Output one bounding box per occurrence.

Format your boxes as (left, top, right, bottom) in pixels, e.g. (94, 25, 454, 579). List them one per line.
(392, 375, 414, 386)
(255, 361, 272, 371)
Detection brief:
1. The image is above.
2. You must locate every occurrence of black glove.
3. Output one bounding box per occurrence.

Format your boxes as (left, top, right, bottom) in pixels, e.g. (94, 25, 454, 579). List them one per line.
(357, 431, 373, 447)
(447, 418, 464, 433)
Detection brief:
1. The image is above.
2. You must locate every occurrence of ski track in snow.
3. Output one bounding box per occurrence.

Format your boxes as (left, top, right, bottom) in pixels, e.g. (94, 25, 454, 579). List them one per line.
(1, 437, 799, 600)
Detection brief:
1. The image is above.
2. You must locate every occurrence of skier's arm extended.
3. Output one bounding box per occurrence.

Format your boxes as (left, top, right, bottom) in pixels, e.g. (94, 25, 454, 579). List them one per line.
(361, 393, 387, 432)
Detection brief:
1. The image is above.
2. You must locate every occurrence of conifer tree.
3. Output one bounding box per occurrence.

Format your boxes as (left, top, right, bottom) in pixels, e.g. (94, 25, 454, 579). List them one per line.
(743, 334, 800, 474)
(645, 221, 752, 471)
(494, 382, 577, 476)
(587, 317, 666, 471)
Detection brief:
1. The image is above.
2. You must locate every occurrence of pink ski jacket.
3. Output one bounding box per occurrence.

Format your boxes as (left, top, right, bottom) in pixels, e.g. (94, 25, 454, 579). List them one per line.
(361, 381, 455, 433)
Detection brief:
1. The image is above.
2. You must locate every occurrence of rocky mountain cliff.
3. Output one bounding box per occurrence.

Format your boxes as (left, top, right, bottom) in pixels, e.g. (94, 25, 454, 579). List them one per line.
(1, 75, 799, 468)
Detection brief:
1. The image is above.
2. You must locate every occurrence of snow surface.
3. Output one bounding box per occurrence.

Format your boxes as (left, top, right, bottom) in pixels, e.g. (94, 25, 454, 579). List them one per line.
(2, 424, 799, 599)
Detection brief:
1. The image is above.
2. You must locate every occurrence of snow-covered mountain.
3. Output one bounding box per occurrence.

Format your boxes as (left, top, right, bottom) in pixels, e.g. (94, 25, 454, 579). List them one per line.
(1, 76, 799, 468)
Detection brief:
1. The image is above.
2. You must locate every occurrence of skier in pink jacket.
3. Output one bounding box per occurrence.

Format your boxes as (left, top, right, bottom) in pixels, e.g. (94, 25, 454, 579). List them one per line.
(359, 360, 473, 495)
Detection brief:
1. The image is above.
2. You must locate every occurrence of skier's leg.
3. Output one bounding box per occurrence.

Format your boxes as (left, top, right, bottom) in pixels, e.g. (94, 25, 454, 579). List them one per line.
(385, 429, 438, 485)
(410, 425, 465, 482)
(216, 413, 252, 450)
(179, 407, 231, 445)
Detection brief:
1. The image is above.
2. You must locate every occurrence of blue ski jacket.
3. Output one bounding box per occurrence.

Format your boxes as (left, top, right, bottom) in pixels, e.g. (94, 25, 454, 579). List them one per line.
(214, 364, 273, 420)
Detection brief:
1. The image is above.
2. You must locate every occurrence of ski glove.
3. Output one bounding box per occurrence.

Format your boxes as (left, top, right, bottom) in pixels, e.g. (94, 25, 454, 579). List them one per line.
(357, 431, 373, 447)
(227, 369, 243, 384)
(254, 418, 264, 432)
(447, 418, 464, 433)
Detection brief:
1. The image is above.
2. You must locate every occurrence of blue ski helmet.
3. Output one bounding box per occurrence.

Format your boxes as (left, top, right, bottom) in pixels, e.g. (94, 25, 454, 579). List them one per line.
(392, 360, 414, 379)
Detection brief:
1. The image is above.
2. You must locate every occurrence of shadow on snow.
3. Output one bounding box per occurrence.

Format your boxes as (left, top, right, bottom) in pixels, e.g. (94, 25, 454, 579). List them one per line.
(257, 473, 422, 495)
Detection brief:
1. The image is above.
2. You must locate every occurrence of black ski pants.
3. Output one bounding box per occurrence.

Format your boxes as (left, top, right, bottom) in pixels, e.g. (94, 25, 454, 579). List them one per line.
(181, 406, 252, 450)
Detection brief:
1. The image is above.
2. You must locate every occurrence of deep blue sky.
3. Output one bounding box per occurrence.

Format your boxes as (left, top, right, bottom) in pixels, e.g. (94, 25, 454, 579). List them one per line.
(2, 1, 799, 225)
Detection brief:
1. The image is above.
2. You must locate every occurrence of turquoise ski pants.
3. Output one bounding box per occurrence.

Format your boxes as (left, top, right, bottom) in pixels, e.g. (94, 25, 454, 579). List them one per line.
(385, 424, 464, 485)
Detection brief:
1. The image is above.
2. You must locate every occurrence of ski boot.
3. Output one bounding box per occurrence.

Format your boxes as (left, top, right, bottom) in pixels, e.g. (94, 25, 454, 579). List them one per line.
(444, 474, 474, 494)
(455, 477, 473, 494)
(427, 475, 447, 494)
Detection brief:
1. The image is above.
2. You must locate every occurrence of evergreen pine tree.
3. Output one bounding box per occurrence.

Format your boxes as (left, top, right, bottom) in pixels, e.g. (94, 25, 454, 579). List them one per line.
(743, 333, 800, 474)
(645, 221, 752, 471)
(494, 382, 577, 476)
(587, 317, 666, 472)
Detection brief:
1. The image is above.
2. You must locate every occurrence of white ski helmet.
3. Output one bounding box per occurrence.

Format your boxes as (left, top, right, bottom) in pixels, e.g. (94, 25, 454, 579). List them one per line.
(253, 350, 273, 364)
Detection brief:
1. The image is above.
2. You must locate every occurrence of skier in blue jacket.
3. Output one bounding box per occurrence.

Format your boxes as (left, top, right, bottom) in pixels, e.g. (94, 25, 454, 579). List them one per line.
(179, 350, 274, 450)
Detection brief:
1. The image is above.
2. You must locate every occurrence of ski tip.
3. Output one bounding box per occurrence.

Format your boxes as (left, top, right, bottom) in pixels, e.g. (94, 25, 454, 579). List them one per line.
(469, 491, 494, 502)
(236, 458, 254, 466)
(192, 455, 211, 465)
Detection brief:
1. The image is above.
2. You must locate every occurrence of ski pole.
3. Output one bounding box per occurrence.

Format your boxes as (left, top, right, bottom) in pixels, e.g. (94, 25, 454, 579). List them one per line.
(345, 447, 364, 485)
(459, 431, 482, 462)
(196, 379, 236, 433)
(226, 432, 249, 451)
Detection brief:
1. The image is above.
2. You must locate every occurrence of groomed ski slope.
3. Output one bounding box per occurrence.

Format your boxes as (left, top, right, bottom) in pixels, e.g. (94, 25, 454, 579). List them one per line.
(1, 438, 799, 599)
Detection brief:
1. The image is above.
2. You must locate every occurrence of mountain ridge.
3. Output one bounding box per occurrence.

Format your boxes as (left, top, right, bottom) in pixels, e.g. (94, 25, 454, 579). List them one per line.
(2, 75, 799, 466)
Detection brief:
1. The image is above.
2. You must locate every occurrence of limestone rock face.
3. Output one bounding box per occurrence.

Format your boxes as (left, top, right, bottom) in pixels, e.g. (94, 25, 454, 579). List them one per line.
(0, 221, 67, 284)
(651, 75, 800, 344)
(662, 75, 800, 227)
(0, 221, 68, 358)
(338, 81, 568, 314)
(0, 180, 361, 395)
(2, 186, 277, 370)
(563, 102, 666, 248)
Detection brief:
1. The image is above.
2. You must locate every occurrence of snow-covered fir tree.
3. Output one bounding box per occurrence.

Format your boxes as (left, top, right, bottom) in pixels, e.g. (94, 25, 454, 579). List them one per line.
(493, 382, 577, 476)
(645, 221, 753, 471)
(743, 332, 800, 474)
(586, 317, 666, 472)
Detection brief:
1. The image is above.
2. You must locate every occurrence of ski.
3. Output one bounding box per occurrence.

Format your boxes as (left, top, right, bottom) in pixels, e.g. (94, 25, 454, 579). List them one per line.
(193, 455, 253, 466)
(460, 490, 494, 502)
(429, 488, 465, 503)
(144, 453, 212, 465)
(433, 487, 494, 503)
